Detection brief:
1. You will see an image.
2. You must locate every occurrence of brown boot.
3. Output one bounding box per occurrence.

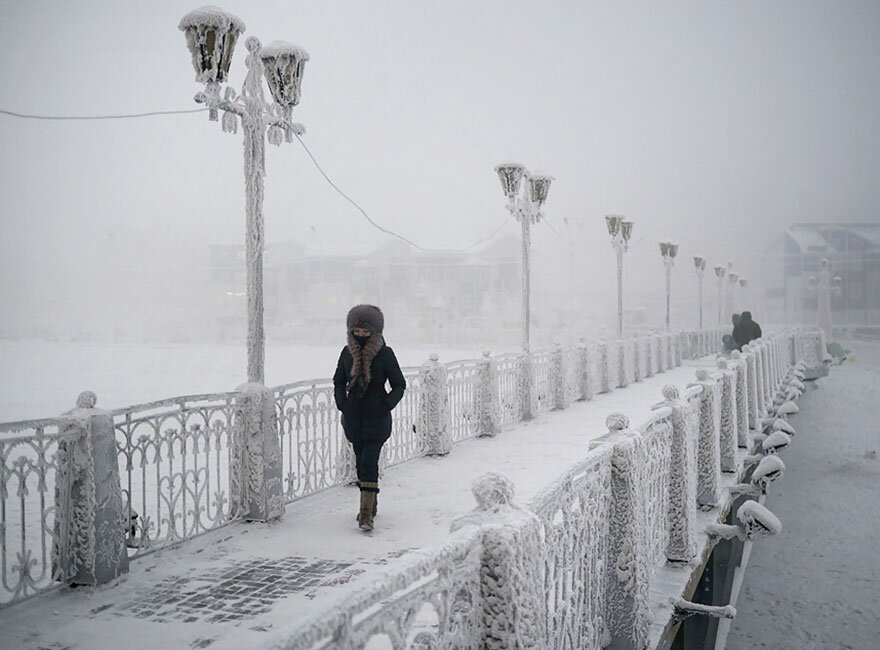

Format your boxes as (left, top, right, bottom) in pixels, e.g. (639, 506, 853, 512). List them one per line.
(355, 491, 378, 519)
(358, 491, 376, 531)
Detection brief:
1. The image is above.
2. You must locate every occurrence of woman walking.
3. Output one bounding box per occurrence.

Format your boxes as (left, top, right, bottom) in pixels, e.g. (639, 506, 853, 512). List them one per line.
(333, 305, 406, 531)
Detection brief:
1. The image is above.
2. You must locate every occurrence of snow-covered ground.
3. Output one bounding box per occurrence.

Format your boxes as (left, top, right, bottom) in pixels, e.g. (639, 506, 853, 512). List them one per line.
(726, 340, 880, 650)
(0, 339, 478, 422)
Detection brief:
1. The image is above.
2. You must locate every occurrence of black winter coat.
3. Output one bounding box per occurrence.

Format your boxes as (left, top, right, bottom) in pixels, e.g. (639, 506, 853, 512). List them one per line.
(732, 313, 762, 350)
(333, 344, 406, 442)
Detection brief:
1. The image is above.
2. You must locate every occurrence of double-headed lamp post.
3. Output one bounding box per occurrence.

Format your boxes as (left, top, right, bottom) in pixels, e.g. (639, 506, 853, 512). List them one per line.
(693, 255, 707, 329)
(179, 7, 309, 384)
(714, 264, 727, 325)
(495, 163, 553, 352)
(659, 241, 679, 330)
(606, 215, 634, 337)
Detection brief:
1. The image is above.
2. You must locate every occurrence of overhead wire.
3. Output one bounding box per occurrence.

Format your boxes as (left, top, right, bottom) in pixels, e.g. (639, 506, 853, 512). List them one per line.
(0, 104, 513, 254)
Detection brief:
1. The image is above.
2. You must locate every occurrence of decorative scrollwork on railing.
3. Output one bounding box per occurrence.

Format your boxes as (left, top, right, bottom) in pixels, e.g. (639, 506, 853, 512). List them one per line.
(112, 394, 239, 556)
(0, 418, 81, 607)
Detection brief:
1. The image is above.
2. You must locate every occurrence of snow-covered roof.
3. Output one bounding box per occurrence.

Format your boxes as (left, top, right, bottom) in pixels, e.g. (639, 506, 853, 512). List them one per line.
(179, 6, 246, 33)
(260, 40, 310, 61)
(786, 228, 829, 253)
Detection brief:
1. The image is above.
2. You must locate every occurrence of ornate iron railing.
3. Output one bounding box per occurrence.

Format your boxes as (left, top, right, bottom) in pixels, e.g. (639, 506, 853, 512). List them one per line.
(111, 393, 240, 557)
(0, 418, 81, 607)
(495, 353, 522, 426)
(446, 361, 481, 444)
(637, 409, 674, 569)
(529, 445, 614, 649)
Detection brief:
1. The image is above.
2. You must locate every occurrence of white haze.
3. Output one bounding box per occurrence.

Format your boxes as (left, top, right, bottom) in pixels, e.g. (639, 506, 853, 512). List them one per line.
(1, 0, 879, 344)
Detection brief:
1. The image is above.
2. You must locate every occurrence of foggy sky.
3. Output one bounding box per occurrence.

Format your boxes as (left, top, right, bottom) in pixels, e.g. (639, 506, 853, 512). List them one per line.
(1, 0, 878, 332)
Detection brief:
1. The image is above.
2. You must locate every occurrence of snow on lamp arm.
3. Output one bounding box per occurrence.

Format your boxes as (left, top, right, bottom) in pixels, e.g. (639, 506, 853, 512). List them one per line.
(660, 241, 677, 330)
(179, 7, 308, 384)
(495, 163, 553, 352)
(606, 215, 633, 337)
(694, 255, 707, 329)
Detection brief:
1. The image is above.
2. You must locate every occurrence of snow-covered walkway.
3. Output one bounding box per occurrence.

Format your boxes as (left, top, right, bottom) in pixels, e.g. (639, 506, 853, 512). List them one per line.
(0, 359, 711, 650)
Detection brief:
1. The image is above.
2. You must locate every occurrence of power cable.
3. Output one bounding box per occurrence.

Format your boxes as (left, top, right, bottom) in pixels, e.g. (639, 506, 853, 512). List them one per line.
(0, 107, 209, 120)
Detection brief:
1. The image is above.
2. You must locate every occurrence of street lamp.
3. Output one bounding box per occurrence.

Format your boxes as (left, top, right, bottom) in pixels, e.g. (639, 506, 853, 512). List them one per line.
(738, 277, 748, 311)
(727, 271, 739, 321)
(606, 215, 634, 337)
(659, 241, 678, 329)
(693, 255, 707, 329)
(714, 264, 726, 325)
(179, 7, 308, 384)
(495, 163, 553, 352)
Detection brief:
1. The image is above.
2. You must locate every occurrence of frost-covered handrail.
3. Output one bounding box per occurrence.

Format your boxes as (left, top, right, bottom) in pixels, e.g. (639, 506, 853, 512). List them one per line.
(0, 417, 85, 608)
(112, 393, 242, 557)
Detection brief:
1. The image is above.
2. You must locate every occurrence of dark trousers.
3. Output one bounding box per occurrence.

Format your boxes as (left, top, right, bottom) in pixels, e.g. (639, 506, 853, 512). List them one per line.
(352, 438, 385, 493)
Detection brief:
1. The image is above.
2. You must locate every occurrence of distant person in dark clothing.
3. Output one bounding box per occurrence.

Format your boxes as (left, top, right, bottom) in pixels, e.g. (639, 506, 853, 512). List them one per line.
(333, 304, 406, 532)
(733, 311, 762, 350)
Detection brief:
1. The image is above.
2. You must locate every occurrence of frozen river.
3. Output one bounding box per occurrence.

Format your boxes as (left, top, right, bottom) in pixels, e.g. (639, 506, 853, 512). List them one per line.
(726, 340, 880, 649)
(0, 339, 478, 422)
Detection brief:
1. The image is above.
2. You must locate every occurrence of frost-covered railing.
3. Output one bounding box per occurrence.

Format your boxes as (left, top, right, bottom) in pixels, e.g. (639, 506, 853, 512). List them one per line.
(112, 393, 241, 557)
(446, 361, 481, 444)
(0, 323, 781, 611)
(265, 327, 818, 650)
(0, 419, 80, 607)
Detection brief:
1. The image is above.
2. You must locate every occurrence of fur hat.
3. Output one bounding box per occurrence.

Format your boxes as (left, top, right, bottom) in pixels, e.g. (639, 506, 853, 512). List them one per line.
(346, 304, 384, 334)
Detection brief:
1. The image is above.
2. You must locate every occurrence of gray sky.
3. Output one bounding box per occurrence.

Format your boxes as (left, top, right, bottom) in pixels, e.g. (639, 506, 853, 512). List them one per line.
(1, 0, 879, 332)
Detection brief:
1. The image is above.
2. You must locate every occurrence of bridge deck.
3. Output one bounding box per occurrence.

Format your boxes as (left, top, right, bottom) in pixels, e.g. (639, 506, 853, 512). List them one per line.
(0, 360, 715, 650)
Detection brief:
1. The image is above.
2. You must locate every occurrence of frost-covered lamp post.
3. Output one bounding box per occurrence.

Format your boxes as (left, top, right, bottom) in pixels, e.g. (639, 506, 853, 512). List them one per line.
(179, 7, 308, 384)
(606, 215, 634, 337)
(693, 255, 707, 329)
(495, 163, 553, 352)
(659, 241, 678, 330)
(727, 271, 739, 322)
(714, 264, 726, 325)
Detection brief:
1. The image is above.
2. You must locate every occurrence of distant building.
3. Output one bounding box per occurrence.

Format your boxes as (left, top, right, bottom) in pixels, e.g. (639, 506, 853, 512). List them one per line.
(762, 223, 880, 327)
(208, 234, 522, 340)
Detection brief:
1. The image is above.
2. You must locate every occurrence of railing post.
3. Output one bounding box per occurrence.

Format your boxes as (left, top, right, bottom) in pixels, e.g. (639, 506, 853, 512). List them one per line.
(420, 354, 451, 455)
(551, 343, 567, 410)
(742, 344, 760, 432)
(52, 391, 129, 587)
(645, 335, 654, 378)
(232, 383, 285, 522)
(450, 473, 545, 649)
(477, 351, 501, 437)
(653, 386, 697, 563)
(731, 351, 750, 448)
(617, 339, 629, 389)
(593, 414, 651, 649)
(715, 359, 738, 473)
(632, 335, 642, 382)
(518, 351, 535, 421)
(665, 333, 674, 369)
(752, 343, 767, 423)
(688, 369, 721, 509)
(576, 338, 593, 401)
(598, 339, 611, 394)
(654, 333, 665, 373)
